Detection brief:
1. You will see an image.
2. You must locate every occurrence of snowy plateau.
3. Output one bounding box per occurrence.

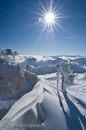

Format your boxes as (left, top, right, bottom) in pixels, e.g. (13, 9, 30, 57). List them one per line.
(0, 55, 86, 130)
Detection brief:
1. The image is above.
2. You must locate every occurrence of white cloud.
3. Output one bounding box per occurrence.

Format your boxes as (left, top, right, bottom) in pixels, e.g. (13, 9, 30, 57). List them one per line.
(64, 36, 78, 39)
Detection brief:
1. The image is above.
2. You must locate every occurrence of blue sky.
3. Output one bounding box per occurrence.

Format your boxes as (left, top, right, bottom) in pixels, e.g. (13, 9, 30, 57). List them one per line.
(0, 0, 86, 55)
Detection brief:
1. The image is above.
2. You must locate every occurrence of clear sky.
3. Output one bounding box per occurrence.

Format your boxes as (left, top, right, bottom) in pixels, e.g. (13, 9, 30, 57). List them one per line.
(0, 0, 86, 56)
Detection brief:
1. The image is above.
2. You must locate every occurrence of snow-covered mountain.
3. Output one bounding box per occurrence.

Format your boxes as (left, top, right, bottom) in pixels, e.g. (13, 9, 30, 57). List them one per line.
(0, 55, 86, 130)
(19, 55, 86, 74)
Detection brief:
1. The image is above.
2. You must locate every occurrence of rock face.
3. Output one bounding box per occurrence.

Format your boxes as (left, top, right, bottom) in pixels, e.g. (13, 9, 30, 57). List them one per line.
(0, 57, 38, 108)
(0, 64, 24, 95)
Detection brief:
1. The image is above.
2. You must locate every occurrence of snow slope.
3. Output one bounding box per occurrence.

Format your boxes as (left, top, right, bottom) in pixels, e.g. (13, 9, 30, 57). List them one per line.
(0, 55, 86, 130)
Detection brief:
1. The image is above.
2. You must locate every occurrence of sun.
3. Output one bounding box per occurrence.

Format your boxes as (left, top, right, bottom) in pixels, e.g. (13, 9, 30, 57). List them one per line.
(45, 12, 54, 24)
(28, 0, 67, 34)
(36, 0, 65, 32)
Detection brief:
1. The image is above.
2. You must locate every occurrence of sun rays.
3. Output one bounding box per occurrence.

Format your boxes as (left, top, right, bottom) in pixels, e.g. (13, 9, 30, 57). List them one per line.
(26, 0, 76, 38)
(27, 0, 68, 34)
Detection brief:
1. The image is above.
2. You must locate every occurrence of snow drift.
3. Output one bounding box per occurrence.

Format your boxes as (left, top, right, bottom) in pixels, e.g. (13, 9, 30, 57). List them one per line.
(0, 55, 86, 130)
